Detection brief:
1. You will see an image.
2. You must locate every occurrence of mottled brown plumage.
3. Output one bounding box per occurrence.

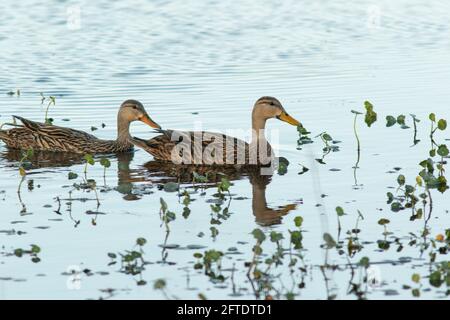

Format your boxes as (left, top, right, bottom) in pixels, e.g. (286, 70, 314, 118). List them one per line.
(0, 100, 160, 154)
(130, 96, 301, 165)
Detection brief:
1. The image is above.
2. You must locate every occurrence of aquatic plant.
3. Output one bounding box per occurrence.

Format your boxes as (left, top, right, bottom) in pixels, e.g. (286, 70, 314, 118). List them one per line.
(159, 198, 176, 263)
(99, 157, 111, 186)
(107, 237, 148, 286)
(17, 148, 34, 214)
(315, 132, 339, 164)
(13, 244, 41, 263)
(40, 93, 56, 125)
(296, 126, 313, 150)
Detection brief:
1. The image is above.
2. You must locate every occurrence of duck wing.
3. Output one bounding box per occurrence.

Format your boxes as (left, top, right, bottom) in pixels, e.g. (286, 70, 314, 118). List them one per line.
(1, 116, 101, 152)
(131, 129, 251, 165)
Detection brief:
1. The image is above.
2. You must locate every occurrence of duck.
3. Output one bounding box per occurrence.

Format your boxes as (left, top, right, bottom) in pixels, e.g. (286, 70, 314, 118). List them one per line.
(0, 99, 161, 154)
(130, 96, 301, 165)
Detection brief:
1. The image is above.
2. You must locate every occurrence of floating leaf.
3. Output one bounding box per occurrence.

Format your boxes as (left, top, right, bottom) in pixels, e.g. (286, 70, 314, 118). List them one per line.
(437, 119, 447, 130)
(270, 231, 284, 242)
(378, 218, 390, 226)
(322, 133, 333, 141)
(68, 172, 78, 180)
(429, 113, 436, 122)
(294, 216, 303, 227)
(386, 115, 396, 127)
(364, 101, 377, 127)
(359, 257, 370, 268)
(252, 229, 266, 243)
(100, 158, 111, 168)
(30, 244, 41, 254)
(153, 279, 166, 290)
(19, 167, 26, 177)
(412, 273, 421, 283)
(396, 115, 406, 126)
(335, 206, 345, 217)
(397, 174, 406, 186)
(136, 237, 147, 246)
(437, 144, 449, 157)
(84, 154, 95, 166)
(429, 271, 442, 287)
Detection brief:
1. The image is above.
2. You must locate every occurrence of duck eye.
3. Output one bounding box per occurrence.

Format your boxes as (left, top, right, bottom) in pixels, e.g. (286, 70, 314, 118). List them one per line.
(270, 101, 275, 106)
(132, 105, 137, 110)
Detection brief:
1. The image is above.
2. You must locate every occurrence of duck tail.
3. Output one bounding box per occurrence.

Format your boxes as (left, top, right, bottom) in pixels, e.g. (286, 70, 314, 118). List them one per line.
(129, 136, 150, 149)
(12, 115, 41, 131)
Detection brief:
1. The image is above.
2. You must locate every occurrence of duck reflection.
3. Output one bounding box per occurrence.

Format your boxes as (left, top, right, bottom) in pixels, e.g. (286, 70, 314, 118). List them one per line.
(134, 161, 298, 226)
(0, 148, 297, 226)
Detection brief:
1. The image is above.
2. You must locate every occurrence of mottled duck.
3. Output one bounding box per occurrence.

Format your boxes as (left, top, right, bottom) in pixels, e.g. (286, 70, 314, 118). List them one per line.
(0, 100, 160, 154)
(130, 96, 301, 165)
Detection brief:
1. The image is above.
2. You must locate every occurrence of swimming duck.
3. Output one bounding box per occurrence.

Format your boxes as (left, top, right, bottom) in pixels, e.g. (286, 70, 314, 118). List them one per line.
(0, 100, 161, 154)
(130, 96, 301, 165)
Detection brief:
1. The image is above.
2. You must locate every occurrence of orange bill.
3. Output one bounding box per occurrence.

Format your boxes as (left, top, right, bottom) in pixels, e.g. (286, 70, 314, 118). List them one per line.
(278, 111, 301, 127)
(140, 114, 161, 129)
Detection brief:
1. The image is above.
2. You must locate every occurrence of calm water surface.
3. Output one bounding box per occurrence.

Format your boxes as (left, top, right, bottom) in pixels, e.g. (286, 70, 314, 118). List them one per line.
(0, 0, 450, 299)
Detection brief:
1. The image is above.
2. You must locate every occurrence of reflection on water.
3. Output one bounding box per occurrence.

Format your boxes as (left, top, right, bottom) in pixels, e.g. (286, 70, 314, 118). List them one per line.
(0, 149, 296, 226)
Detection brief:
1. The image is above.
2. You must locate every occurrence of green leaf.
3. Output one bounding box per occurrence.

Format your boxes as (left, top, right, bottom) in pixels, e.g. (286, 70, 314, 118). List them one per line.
(100, 158, 111, 168)
(397, 174, 406, 186)
(166, 211, 176, 222)
(160, 197, 168, 212)
(290, 230, 303, 249)
(412, 273, 421, 283)
(386, 192, 394, 204)
(153, 279, 166, 290)
(396, 115, 406, 125)
(359, 257, 370, 268)
(335, 206, 345, 217)
(351, 110, 363, 115)
(437, 119, 447, 130)
(386, 115, 396, 127)
(378, 218, 390, 226)
(30, 244, 41, 254)
(26, 148, 34, 158)
(219, 177, 231, 192)
(68, 172, 78, 180)
(364, 101, 377, 127)
(391, 202, 402, 212)
(136, 237, 147, 246)
(14, 248, 23, 257)
(19, 167, 26, 177)
(429, 271, 442, 287)
(322, 133, 333, 141)
(429, 113, 436, 122)
(294, 216, 303, 227)
(252, 229, 266, 243)
(84, 154, 95, 166)
(269, 231, 284, 242)
(107, 252, 117, 259)
(437, 144, 449, 157)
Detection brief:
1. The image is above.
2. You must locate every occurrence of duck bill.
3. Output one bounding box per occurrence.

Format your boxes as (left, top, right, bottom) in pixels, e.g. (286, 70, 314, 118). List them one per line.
(278, 111, 301, 127)
(140, 114, 161, 129)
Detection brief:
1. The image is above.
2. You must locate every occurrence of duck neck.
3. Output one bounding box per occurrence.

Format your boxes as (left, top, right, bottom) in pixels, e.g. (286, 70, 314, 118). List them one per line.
(116, 115, 132, 148)
(251, 115, 267, 144)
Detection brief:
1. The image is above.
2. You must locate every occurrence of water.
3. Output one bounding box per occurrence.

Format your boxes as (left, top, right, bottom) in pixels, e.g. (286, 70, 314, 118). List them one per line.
(0, 0, 449, 299)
